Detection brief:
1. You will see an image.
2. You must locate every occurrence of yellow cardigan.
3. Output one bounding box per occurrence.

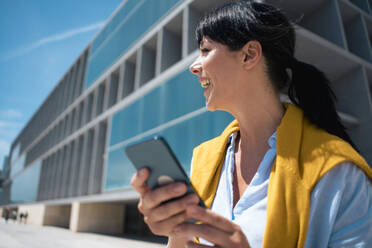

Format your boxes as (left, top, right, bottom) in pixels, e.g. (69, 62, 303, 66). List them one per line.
(190, 104, 372, 247)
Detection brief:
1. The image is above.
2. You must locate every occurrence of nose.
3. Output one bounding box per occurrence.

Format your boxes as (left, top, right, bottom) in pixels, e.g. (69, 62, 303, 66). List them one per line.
(189, 57, 202, 75)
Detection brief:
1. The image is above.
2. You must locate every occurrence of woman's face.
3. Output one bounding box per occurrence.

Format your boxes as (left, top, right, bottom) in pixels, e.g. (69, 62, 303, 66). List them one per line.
(189, 36, 243, 112)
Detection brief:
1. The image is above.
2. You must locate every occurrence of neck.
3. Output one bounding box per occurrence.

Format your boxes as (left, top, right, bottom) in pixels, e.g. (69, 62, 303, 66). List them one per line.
(230, 94, 284, 204)
(232, 96, 284, 152)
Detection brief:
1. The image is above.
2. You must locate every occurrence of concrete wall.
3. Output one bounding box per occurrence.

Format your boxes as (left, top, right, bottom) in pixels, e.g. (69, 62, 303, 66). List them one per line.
(70, 202, 125, 234)
(43, 205, 71, 228)
(17, 204, 71, 227)
(18, 204, 45, 226)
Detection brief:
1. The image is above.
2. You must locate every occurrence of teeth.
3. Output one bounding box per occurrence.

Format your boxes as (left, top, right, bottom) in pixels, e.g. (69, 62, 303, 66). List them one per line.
(201, 79, 211, 88)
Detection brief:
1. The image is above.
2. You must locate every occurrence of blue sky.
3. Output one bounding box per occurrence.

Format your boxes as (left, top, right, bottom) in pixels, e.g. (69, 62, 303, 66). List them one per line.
(0, 0, 123, 168)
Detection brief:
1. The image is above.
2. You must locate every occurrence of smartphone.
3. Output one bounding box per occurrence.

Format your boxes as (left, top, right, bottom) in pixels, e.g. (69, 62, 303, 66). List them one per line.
(125, 136, 206, 208)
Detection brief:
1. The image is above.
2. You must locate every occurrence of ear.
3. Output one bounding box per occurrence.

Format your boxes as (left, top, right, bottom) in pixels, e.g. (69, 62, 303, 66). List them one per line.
(241, 40, 262, 70)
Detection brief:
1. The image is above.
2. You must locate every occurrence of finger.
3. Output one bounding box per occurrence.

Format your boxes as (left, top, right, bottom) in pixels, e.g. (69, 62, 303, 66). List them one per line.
(175, 223, 231, 247)
(130, 168, 150, 196)
(147, 194, 199, 222)
(186, 205, 237, 233)
(148, 211, 189, 236)
(142, 182, 187, 210)
(185, 240, 214, 248)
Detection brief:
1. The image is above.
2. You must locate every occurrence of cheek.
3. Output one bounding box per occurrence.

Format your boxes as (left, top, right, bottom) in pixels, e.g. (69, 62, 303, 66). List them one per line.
(204, 58, 225, 80)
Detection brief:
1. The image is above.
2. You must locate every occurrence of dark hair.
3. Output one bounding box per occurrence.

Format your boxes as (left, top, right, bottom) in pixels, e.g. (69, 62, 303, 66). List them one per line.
(196, 0, 355, 148)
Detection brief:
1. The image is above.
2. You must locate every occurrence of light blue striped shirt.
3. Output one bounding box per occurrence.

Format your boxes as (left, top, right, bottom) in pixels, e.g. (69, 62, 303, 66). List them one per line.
(199, 132, 372, 247)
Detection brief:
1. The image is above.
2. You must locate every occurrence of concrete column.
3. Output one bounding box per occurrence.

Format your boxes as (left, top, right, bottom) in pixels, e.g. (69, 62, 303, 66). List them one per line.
(122, 61, 136, 98)
(60, 144, 71, 198)
(76, 133, 88, 196)
(84, 94, 92, 125)
(47, 154, 55, 200)
(94, 84, 103, 117)
(68, 137, 79, 197)
(52, 150, 62, 199)
(160, 27, 182, 73)
(182, 6, 200, 57)
(108, 71, 119, 108)
(42, 157, 50, 200)
(72, 135, 85, 197)
(70, 202, 125, 234)
(102, 78, 110, 113)
(36, 159, 46, 201)
(116, 63, 125, 101)
(137, 46, 156, 87)
(79, 129, 94, 196)
(88, 121, 107, 195)
(77, 50, 89, 95)
(69, 63, 78, 104)
(64, 140, 75, 197)
(87, 125, 100, 195)
(55, 147, 67, 199)
(78, 101, 85, 129)
(74, 57, 84, 99)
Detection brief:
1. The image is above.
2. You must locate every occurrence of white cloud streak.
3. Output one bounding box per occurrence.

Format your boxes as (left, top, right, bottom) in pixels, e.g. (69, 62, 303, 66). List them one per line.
(0, 109, 23, 120)
(1, 21, 104, 61)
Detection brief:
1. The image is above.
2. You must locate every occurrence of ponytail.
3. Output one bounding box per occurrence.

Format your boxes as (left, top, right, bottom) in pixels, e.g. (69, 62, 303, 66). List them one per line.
(287, 59, 356, 149)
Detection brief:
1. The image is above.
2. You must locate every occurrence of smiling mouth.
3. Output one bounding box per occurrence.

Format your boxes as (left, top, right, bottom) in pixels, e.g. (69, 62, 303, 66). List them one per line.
(200, 79, 211, 88)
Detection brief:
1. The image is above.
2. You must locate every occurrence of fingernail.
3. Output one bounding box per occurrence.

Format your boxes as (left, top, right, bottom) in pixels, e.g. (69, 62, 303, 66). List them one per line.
(173, 183, 185, 193)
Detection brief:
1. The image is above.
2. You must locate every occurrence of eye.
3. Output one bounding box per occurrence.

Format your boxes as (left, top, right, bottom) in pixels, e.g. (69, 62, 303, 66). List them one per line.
(200, 48, 210, 54)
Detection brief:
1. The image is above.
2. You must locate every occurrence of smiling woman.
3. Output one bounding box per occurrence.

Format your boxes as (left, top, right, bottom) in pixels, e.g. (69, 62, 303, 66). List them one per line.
(131, 1, 372, 248)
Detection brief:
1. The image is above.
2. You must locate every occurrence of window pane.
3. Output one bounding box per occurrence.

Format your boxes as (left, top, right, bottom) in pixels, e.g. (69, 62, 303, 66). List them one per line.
(105, 148, 136, 190)
(10, 161, 41, 203)
(110, 101, 141, 146)
(86, 0, 182, 88)
(10, 154, 25, 178)
(161, 70, 204, 123)
(140, 86, 161, 132)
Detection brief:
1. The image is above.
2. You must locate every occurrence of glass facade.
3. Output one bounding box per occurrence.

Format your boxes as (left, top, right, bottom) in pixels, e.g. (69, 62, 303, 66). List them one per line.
(105, 109, 233, 191)
(10, 144, 20, 165)
(10, 154, 25, 178)
(109, 69, 205, 147)
(105, 68, 234, 191)
(85, 0, 182, 89)
(10, 161, 41, 204)
(1, 156, 8, 177)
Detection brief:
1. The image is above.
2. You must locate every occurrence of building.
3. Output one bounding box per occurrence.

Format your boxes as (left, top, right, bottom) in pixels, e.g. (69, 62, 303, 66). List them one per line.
(1, 0, 372, 242)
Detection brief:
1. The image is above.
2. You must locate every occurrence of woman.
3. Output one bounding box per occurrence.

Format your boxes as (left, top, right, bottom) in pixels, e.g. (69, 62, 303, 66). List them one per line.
(131, 1, 372, 247)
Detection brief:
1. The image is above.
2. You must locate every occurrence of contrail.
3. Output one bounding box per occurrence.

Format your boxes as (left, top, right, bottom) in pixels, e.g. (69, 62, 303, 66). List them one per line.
(0, 21, 104, 61)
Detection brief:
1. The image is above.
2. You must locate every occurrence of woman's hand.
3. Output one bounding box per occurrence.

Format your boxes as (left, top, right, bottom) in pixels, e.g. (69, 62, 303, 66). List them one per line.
(174, 205, 251, 248)
(130, 168, 200, 237)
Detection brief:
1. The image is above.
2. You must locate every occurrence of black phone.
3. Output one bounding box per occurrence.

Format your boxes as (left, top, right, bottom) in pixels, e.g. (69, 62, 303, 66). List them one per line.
(125, 136, 206, 208)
